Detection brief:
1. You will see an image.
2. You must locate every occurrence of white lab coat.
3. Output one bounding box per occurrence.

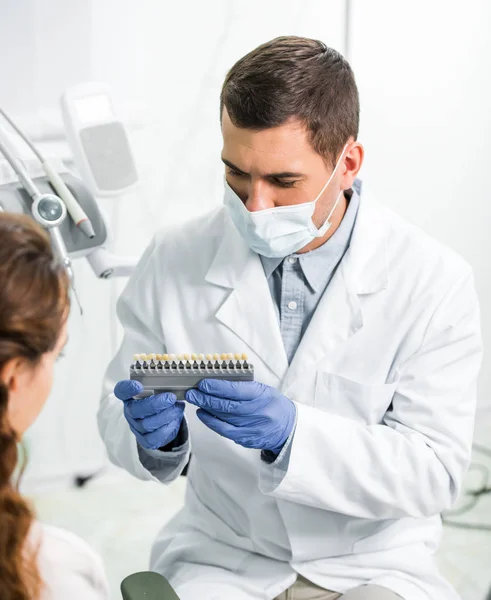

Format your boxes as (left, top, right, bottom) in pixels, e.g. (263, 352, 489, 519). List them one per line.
(98, 185, 482, 600)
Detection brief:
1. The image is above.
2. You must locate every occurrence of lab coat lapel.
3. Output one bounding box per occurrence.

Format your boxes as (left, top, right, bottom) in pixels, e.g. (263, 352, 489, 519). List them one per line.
(282, 191, 390, 393)
(205, 211, 288, 380)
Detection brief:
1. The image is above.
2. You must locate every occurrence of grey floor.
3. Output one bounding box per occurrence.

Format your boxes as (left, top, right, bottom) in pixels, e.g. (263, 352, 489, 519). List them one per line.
(29, 444, 491, 600)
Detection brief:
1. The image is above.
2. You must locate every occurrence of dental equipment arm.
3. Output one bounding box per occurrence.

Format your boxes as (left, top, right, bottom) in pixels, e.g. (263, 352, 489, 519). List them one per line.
(0, 135, 82, 312)
(0, 106, 96, 239)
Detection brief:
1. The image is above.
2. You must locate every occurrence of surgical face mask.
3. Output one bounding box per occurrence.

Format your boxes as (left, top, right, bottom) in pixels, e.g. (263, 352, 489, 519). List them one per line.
(224, 144, 348, 258)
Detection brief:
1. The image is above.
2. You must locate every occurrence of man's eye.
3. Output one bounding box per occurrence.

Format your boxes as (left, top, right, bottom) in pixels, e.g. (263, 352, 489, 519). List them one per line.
(274, 179, 297, 188)
(57, 350, 65, 362)
(227, 168, 246, 178)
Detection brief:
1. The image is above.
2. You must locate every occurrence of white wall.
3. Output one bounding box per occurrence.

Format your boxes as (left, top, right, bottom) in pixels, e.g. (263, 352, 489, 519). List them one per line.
(0, 0, 489, 489)
(349, 0, 491, 424)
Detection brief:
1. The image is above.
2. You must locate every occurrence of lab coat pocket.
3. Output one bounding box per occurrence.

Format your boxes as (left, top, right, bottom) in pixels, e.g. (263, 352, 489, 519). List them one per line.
(314, 372, 397, 425)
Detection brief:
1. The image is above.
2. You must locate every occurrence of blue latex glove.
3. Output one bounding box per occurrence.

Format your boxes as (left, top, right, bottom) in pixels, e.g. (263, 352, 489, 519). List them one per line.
(114, 380, 185, 450)
(186, 380, 296, 455)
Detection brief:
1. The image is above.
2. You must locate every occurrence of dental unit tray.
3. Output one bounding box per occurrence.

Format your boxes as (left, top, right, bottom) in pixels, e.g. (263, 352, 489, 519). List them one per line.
(130, 353, 254, 400)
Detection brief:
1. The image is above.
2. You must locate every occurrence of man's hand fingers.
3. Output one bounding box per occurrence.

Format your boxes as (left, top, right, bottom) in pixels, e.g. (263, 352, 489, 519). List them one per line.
(196, 409, 240, 440)
(186, 389, 252, 415)
(139, 418, 183, 450)
(126, 392, 178, 419)
(114, 379, 143, 401)
(124, 401, 184, 434)
(197, 379, 267, 401)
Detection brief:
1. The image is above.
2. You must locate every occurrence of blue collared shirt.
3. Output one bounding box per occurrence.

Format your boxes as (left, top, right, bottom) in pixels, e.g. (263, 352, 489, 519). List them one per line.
(260, 184, 360, 364)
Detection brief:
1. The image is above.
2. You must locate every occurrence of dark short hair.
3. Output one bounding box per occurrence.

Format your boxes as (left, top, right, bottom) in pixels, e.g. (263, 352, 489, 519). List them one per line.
(220, 36, 359, 167)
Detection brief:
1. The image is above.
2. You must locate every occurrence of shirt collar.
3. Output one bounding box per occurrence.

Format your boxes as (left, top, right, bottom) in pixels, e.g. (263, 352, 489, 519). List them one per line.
(260, 255, 283, 280)
(297, 187, 360, 291)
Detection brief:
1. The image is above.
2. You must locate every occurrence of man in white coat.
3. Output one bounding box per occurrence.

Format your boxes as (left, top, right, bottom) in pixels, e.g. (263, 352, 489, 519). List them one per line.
(98, 36, 482, 600)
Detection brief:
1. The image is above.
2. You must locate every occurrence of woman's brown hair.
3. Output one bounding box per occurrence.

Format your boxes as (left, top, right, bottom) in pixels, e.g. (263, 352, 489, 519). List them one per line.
(0, 212, 70, 599)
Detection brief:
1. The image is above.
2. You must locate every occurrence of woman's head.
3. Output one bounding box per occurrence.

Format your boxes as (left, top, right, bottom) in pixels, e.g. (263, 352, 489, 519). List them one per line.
(0, 212, 70, 600)
(0, 213, 70, 435)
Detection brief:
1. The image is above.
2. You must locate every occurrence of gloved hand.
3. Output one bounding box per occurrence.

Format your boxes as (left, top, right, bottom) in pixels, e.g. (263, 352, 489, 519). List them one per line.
(186, 380, 296, 455)
(114, 380, 185, 451)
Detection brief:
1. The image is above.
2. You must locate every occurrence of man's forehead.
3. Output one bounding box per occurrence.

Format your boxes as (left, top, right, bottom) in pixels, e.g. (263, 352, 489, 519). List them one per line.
(221, 109, 310, 153)
(221, 146, 319, 179)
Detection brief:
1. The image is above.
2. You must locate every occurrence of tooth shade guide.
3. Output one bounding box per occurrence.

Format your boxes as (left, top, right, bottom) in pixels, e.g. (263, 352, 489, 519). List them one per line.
(129, 353, 254, 400)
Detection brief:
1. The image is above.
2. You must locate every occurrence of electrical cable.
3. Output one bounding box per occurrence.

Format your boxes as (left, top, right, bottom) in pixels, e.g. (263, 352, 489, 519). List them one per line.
(442, 444, 491, 531)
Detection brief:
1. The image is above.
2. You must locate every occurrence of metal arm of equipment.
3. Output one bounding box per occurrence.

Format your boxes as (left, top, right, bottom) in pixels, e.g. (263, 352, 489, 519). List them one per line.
(49, 227, 76, 282)
(0, 121, 138, 293)
(0, 134, 82, 312)
(0, 106, 96, 239)
(5, 154, 39, 197)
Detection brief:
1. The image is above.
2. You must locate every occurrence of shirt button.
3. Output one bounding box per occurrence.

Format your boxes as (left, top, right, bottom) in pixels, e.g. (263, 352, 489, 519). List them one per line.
(287, 300, 297, 310)
(287, 257, 297, 264)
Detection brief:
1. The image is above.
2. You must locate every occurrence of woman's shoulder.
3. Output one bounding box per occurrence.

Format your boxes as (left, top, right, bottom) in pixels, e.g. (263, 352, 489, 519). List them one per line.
(37, 522, 103, 563)
(32, 522, 110, 599)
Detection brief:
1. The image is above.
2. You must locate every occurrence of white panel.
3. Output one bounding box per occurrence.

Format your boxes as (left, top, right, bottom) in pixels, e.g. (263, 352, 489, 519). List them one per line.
(0, 0, 38, 113)
(350, 0, 491, 412)
(32, 0, 93, 110)
(89, 0, 147, 108)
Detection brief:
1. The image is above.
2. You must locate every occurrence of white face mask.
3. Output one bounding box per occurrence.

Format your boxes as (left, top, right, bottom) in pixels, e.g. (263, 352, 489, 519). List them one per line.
(224, 144, 348, 258)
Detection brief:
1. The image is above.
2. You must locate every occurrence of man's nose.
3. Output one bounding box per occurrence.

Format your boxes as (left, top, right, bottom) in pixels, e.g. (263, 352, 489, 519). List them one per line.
(245, 183, 275, 212)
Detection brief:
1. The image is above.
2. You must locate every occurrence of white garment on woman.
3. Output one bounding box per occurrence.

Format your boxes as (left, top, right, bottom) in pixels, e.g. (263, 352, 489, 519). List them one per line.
(33, 522, 109, 599)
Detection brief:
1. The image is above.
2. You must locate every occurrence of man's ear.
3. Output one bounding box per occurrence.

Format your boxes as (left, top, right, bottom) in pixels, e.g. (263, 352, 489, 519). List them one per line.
(341, 141, 364, 190)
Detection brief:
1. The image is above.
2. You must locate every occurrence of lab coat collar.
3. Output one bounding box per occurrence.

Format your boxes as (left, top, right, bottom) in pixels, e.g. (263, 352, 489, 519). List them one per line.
(205, 211, 289, 379)
(205, 210, 252, 289)
(343, 183, 389, 295)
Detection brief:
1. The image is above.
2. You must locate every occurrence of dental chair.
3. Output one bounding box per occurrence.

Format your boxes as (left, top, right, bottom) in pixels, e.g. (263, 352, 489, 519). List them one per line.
(121, 572, 180, 599)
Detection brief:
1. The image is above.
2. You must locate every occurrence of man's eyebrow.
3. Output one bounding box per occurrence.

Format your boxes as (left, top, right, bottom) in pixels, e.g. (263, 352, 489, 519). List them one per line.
(221, 158, 305, 178)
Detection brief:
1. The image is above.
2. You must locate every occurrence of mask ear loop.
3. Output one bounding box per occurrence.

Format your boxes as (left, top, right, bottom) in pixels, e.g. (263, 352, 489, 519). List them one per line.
(314, 190, 344, 237)
(312, 143, 349, 204)
(310, 143, 350, 236)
